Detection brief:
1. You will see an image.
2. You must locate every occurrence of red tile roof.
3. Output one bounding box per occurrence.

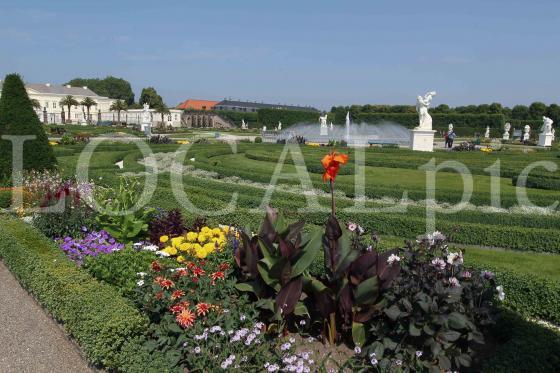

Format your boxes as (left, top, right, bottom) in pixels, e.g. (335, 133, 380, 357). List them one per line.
(176, 99, 218, 111)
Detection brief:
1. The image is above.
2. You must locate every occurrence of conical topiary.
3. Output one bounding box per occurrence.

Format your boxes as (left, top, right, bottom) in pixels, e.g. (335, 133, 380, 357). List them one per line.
(0, 73, 57, 180)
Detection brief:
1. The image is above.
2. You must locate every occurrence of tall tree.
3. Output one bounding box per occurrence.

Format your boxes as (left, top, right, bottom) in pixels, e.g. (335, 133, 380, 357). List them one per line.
(80, 97, 97, 124)
(30, 99, 41, 110)
(110, 100, 128, 125)
(59, 95, 79, 124)
(529, 102, 547, 119)
(488, 102, 503, 114)
(154, 104, 170, 129)
(139, 87, 164, 108)
(511, 105, 530, 120)
(0, 73, 56, 179)
(546, 104, 560, 125)
(65, 76, 135, 105)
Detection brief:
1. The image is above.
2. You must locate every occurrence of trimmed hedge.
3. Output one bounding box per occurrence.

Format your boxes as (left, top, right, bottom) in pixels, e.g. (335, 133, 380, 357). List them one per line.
(512, 174, 560, 191)
(0, 215, 176, 372)
(481, 310, 560, 372)
(354, 112, 505, 129)
(213, 110, 258, 128)
(468, 260, 560, 324)
(257, 108, 320, 126)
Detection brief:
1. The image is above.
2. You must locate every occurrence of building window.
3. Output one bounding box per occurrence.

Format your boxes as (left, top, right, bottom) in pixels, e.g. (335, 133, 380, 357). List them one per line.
(45, 102, 49, 108)
(53, 102, 57, 109)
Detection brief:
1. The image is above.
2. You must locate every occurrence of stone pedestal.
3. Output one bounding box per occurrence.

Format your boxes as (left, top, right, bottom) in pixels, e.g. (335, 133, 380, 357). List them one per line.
(410, 129, 436, 152)
(538, 133, 553, 147)
(320, 125, 328, 136)
(502, 133, 509, 140)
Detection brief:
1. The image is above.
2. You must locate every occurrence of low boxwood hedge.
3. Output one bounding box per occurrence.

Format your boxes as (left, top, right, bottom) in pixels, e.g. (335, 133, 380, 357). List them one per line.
(469, 260, 560, 324)
(0, 215, 177, 372)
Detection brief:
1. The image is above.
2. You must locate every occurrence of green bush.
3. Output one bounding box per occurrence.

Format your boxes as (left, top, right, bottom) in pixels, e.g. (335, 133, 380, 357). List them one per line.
(83, 248, 157, 299)
(0, 215, 169, 371)
(468, 260, 560, 324)
(481, 310, 560, 372)
(257, 108, 319, 126)
(0, 73, 57, 179)
(512, 174, 560, 191)
(0, 189, 11, 208)
(254, 136, 262, 143)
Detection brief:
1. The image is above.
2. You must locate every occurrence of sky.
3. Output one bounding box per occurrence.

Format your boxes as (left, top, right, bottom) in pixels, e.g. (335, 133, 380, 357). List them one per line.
(0, 0, 559, 110)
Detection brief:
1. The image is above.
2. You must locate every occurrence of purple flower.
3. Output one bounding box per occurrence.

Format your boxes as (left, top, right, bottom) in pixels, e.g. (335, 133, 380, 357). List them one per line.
(448, 277, 460, 287)
(58, 230, 123, 265)
(481, 270, 494, 280)
(431, 258, 446, 270)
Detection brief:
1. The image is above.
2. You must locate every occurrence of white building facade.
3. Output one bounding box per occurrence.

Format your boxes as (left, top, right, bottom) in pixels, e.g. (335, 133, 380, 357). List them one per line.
(0, 82, 182, 128)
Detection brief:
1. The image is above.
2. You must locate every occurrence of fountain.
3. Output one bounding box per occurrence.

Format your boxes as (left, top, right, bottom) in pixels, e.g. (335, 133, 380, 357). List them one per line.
(345, 111, 350, 143)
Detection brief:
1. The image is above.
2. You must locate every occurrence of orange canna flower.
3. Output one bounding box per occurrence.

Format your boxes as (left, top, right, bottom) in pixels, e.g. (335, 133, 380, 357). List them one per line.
(321, 151, 349, 182)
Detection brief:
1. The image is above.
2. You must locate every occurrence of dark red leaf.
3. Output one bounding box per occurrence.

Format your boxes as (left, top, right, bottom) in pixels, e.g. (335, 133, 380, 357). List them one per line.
(275, 276, 303, 316)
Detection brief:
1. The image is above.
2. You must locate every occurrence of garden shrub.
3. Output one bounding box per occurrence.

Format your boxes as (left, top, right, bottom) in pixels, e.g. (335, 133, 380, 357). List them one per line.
(512, 174, 560, 191)
(254, 136, 262, 143)
(468, 260, 560, 324)
(0, 215, 166, 370)
(257, 108, 319, 127)
(0, 73, 57, 179)
(0, 189, 11, 208)
(481, 310, 560, 372)
(83, 248, 157, 299)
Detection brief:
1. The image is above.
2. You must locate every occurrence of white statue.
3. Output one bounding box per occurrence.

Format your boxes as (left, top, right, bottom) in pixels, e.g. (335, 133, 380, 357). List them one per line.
(241, 119, 246, 129)
(140, 103, 152, 135)
(485, 126, 490, 138)
(319, 114, 328, 127)
(503, 122, 511, 140)
(552, 128, 556, 142)
(330, 122, 334, 130)
(523, 125, 531, 141)
(262, 126, 267, 132)
(278, 121, 282, 131)
(448, 123, 453, 132)
(415, 91, 436, 130)
(541, 116, 553, 135)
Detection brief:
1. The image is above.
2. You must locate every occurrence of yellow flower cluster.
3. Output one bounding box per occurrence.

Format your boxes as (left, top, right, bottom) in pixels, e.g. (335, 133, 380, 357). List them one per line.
(49, 141, 58, 146)
(159, 226, 231, 261)
(176, 140, 190, 145)
(306, 142, 321, 147)
(480, 147, 493, 153)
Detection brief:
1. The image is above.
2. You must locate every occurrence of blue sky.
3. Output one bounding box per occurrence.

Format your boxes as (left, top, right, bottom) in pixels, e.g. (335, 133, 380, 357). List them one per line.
(0, 0, 559, 110)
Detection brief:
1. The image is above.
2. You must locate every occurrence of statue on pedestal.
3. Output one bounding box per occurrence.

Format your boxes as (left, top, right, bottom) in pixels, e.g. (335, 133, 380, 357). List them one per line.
(415, 91, 436, 130)
(541, 116, 553, 135)
(485, 126, 490, 138)
(523, 125, 531, 141)
(503, 123, 511, 140)
(141, 103, 152, 136)
(277, 121, 282, 131)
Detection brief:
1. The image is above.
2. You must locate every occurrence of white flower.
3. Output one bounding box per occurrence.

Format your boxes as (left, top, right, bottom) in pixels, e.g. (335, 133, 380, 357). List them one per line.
(395, 359, 402, 366)
(136, 272, 147, 277)
(416, 350, 423, 358)
(354, 346, 361, 354)
(387, 254, 401, 265)
(210, 326, 222, 333)
(136, 280, 144, 286)
(496, 285, 505, 301)
(240, 314, 246, 321)
(446, 251, 464, 266)
(194, 346, 201, 354)
(448, 277, 460, 287)
(370, 358, 378, 366)
(289, 337, 296, 343)
(307, 337, 315, 343)
(281, 342, 292, 351)
(347, 222, 357, 232)
(155, 250, 170, 257)
(142, 245, 158, 252)
(431, 258, 446, 270)
(299, 320, 306, 326)
(266, 363, 279, 372)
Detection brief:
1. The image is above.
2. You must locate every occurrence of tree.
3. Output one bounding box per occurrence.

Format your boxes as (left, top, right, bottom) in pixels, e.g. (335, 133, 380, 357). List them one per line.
(488, 102, 503, 114)
(110, 100, 128, 125)
(154, 104, 170, 129)
(477, 104, 490, 114)
(546, 104, 560, 125)
(65, 76, 135, 105)
(529, 102, 547, 119)
(80, 97, 97, 124)
(30, 99, 41, 110)
(0, 73, 56, 179)
(59, 95, 79, 124)
(511, 105, 530, 120)
(432, 104, 451, 114)
(139, 87, 164, 108)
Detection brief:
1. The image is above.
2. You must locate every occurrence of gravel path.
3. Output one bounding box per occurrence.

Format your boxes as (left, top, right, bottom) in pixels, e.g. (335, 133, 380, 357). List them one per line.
(0, 261, 94, 373)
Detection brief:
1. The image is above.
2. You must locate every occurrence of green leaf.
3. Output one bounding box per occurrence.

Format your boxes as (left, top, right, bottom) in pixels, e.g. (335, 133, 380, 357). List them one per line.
(290, 227, 322, 278)
(439, 330, 461, 342)
(438, 355, 451, 370)
(384, 305, 401, 321)
(352, 322, 366, 347)
(234, 282, 258, 295)
(294, 302, 309, 317)
(257, 262, 279, 289)
(409, 322, 421, 337)
(168, 323, 183, 333)
(448, 312, 468, 330)
(354, 276, 379, 305)
(456, 353, 472, 367)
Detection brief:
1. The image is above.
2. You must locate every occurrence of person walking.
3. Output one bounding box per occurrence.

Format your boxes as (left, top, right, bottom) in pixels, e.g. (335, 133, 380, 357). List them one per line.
(446, 126, 456, 148)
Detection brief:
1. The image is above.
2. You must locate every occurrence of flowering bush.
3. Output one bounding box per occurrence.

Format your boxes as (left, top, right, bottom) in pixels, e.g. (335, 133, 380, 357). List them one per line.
(157, 225, 232, 263)
(58, 230, 124, 265)
(135, 258, 288, 370)
(352, 232, 500, 372)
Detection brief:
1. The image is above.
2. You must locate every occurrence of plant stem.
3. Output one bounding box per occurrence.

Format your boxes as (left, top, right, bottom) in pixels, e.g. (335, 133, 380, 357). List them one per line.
(330, 179, 335, 216)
